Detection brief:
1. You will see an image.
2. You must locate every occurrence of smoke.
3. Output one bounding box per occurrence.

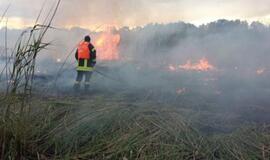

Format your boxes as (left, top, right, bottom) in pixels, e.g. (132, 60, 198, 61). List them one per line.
(1, 19, 270, 127)
(116, 20, 270, 118)
(1, 20, 270, 98)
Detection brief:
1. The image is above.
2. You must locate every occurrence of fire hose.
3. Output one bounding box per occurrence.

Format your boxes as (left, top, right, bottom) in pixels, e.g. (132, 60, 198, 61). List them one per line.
(56, 64, 123, 84)
(93, 69, 122, 83)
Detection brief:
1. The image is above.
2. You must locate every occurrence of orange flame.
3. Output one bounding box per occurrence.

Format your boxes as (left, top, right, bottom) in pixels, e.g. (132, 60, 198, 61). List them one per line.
(176, 88, 186, 95)
(256, 68, 265, 75)
(179, 58, 215, 71)
(94, 28, 121, 61)
(168, 64, 177, 71)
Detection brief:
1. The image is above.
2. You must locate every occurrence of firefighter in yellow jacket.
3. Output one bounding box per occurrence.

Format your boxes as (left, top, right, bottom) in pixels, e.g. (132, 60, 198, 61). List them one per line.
(74, 35, 96, 92)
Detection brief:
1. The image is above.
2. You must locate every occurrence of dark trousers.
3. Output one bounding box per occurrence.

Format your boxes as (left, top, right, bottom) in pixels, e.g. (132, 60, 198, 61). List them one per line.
(74, 71, 93, 91)
(76, 71, 92, 83)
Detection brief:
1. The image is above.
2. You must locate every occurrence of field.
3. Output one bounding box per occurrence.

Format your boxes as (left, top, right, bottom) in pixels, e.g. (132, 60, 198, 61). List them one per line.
(1, 72, 270, 159)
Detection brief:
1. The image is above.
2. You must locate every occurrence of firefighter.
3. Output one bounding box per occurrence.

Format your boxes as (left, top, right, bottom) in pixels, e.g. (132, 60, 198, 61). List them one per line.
(73, 35, 96, 92)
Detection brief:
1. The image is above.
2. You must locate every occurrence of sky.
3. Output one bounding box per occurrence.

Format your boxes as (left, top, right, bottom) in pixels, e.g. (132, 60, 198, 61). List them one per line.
(0, 0, 270, 30)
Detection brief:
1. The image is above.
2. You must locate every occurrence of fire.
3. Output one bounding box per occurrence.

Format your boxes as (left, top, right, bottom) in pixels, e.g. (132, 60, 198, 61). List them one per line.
(176, 88, 186, 95)
(256, 68, 265, 75)
(168, 64, 177, 71)
(179, 58, 215, 71)
(94, 28, 121, 61)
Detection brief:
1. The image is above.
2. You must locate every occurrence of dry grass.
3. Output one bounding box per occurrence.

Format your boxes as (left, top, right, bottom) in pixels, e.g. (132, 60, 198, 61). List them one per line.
(0, 1, 61, 159)
(1, 93, 269, 160)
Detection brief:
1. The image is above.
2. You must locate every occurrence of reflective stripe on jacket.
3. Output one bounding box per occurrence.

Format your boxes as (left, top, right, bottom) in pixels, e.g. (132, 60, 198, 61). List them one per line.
(77, 59, 93, 72)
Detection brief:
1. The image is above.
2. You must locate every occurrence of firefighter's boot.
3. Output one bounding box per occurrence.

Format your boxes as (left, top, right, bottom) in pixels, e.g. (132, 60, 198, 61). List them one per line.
(84, 82, 90, 92)
(73, 81, 81, 92)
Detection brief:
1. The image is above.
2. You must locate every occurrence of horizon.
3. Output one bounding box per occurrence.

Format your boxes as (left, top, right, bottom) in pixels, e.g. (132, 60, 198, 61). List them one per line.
(1, 0, 270, 30)
(0, 18, 269, 32)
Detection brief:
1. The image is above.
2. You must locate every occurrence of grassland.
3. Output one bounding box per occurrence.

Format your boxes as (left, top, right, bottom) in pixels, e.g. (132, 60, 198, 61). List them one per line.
(1, 89, 269, 160)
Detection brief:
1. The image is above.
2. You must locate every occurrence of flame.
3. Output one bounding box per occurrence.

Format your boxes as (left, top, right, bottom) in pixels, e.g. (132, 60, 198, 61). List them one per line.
(179, 58, 214, 71)
(94, 28, 121, 61)
(256, 68, 265, 75)
(168, 64, 177, 71)
(176, 88, 186, 95)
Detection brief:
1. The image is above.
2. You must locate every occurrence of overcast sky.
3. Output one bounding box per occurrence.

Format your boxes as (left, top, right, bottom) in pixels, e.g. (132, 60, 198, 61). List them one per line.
(1, 0, 270, 29)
